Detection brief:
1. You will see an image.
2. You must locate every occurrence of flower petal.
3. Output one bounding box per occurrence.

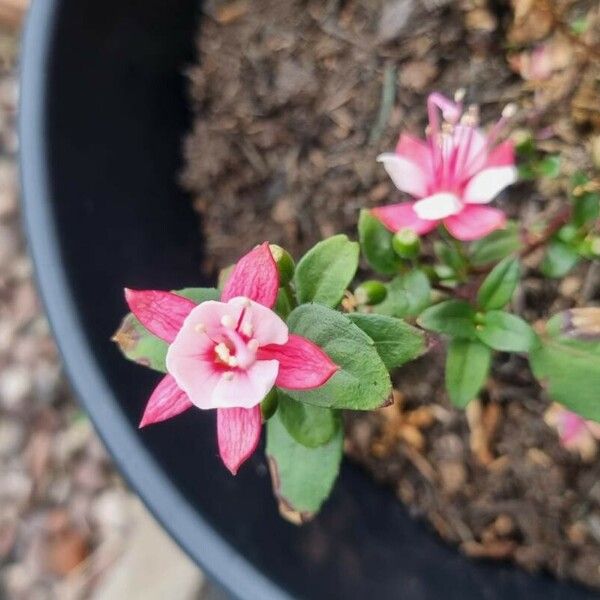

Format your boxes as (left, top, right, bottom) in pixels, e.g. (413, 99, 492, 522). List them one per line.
(452, 125, 487, 180)
(486, 140, 515, 168)
(221, 242, 279, 308)
(463, 166, 517, 204)
(371, 203, 439, 235)
(124, 289, 196, 343)
(217, 406, 262, 475)
(395, 134, 433, 180)
(228, 298, 288, 346)
(212, 361, 279, 409)
(377, 152, 429, 198)
(257, 334, 339, 390)
(139, 374, 193, 428)
(413, 192, 462, 220)
(444, 205, 507, 241)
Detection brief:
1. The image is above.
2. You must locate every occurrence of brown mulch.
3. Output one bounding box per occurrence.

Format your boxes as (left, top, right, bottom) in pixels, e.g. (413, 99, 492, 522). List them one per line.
(182, 0, 600, 590)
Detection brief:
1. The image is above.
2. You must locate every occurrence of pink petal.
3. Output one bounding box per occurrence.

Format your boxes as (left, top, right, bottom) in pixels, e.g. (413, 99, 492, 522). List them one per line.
(395, 134, 433, 180)
(377, 153, 429, 198)
(486, 140, 515, 168)
(139, 374, 193, 428)
(228, 297, 288, 346)
(124, 289, 196, 343)
(212, 361, 279, 409)
(371, 203, 439, 235)
(561, 411, 587, 446)
(463, 166, 517, 204)
(444, 205, 507, 241)
(258, 334, 339, 390)
(221, 242, 279, 308)
(217, 406, 262, 475)
(452, 125, 487, 180)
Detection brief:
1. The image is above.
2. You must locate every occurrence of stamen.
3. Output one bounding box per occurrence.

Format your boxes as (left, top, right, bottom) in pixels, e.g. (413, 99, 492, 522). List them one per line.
(247, 339, 259, 353)
(221, 315, 236, 329)
(454, 88, 466, 103)
(222, 372, 234, 381)
(502, 103, 517, 119)
(194, 323, 206, 333)
(215, 343, 231, 363)
(240, 322, 253, 337)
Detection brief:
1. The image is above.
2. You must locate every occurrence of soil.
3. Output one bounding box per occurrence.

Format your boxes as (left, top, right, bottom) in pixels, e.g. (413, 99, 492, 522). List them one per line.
(182, 0, 600, 590)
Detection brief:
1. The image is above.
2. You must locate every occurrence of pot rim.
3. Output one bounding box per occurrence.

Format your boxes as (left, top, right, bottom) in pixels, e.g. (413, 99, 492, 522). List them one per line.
(19, 2, 288, 598)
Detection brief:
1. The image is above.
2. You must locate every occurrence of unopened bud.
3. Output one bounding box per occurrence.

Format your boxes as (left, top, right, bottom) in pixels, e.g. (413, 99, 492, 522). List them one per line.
(269, 244, 295, 286)
(354, 280, 387, 306)
(392, 228, 421, 259)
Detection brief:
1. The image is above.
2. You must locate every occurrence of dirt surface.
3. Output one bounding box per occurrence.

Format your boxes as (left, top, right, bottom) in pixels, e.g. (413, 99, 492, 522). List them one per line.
(183, 0, 600, 590)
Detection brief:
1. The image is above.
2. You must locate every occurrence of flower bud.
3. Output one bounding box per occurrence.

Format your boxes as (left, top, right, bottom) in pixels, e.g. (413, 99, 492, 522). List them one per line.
(260, 388, 279, 422)
(354, 280, 387, 306)
(557, 224, 578, 244)
(392, 228, 421, 259)
(269, 244, 295, 286)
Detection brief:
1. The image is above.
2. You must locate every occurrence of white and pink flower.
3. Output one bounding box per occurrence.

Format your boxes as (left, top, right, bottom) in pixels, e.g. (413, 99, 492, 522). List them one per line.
(125, 243, 338, 474)
(373, 92, 518, 241)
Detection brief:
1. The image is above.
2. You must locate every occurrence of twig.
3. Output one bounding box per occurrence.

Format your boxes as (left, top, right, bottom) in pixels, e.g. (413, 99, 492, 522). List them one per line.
(369, 63, 397, 145)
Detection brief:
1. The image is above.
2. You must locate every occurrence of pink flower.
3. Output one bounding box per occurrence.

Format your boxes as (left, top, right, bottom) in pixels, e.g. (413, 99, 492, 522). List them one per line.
(544, 404, 600, 461)
(125, 243, 339, 474)
(373, 92, 517, 241)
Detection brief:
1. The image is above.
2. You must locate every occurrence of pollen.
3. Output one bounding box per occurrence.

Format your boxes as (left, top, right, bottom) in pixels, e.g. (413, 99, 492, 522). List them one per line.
(221, 314, 236, 328)
(247, 339, 259, 352)
(215, 343, 231, 363)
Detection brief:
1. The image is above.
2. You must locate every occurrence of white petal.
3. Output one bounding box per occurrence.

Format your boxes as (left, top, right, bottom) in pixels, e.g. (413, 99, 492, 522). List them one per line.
(463, 166, 517, 204)
(377, 153, 429, 198)
(413, 192, 462, 220)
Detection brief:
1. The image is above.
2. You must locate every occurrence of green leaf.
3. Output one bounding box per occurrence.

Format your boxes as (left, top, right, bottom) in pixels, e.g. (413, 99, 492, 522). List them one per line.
(113, 313, 168, 372)
(176, 287, 220, 303)
(541, 239, 580, 278)
(445, 338, 492, 408)
(434, 240, 468, 275)
(572, 172, 600, 227)
(347, 313, 427, 370)
(536, 155, 561, 179)
(530, 311, 600, 421)
(476, 257, 520, 310)
(469, 222, 521, 266)
(294, 235, 359, 308)
(372, 270, 431, 318)
(285, 304, 391, 410)
(112, 287, 219, 372)
(266, 410, 343, 523)
(277, 392, 340, 448)
(475, 311, 536, 352)
(358, 209, 403, 275)
(274, 288, 293, 319)
(418, 300, 477, 339)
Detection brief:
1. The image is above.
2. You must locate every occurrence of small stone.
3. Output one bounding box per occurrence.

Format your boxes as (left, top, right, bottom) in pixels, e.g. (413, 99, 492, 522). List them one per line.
(0, 418, 25, 457)
(377, 0, 416, 43)
(401, 60, 438, 92)
(0, 365, 32, 409)
(439, 460, 467, 495)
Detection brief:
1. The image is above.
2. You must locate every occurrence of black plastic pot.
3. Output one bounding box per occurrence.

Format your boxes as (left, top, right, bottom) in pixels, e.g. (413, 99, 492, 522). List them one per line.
(19, 2, 598, 599)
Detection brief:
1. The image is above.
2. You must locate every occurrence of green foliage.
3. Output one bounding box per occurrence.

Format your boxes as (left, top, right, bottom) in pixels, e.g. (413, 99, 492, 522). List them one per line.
(113, 314, 168, 372)
(347, 313, 427, 370)
(445, 338, 492, 408)
(266, 410, 343, 522)
(294, 235, 359, 308)
(277, 392, 340, 448)
(475, 311, 536, 353)
(530, 308, 600, 421)
(354, 280, 387, 306)
(571, 172, 600, 228)
(113, 287, 219, 372)
(260, 389, 279, 421)
(516, 135, 560, 180)
(476, 257, 520, 310)
(358, 209, 403, 275)
(269, 244, 295, 286)
(373, 270, 431, 318)
(392, 228, 421, 260)
(285, 304, 392, 410)
(541, 239, 580, 278)
(418, 300, 476, 339)
(469, 222, 521, 266)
